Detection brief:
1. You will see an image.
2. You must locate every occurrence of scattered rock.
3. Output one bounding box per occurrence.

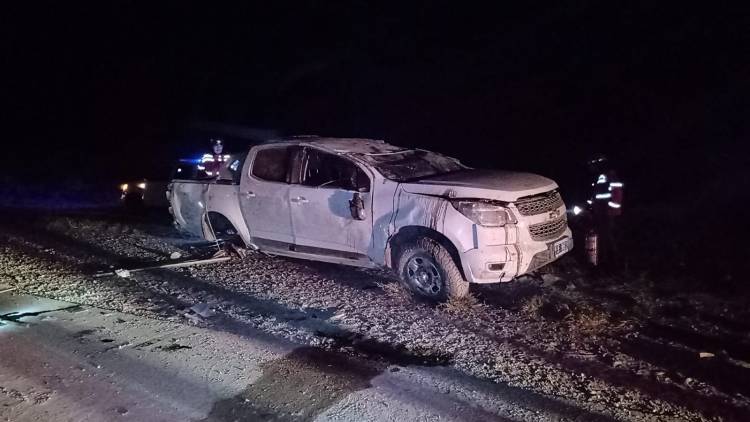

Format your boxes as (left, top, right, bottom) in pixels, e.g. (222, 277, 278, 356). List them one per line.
(190, 303, 215, 318)
(184, 313, 202, 324)
(114, 269, 131, 278)
(159, 343, 191, 352)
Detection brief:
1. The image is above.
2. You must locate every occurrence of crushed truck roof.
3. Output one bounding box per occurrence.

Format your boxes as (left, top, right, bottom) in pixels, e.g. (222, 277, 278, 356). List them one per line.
(268, 136, 408, 155)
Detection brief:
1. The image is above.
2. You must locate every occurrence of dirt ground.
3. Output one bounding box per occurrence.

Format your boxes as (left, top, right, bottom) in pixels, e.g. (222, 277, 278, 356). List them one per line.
(1, 209, 749, 421)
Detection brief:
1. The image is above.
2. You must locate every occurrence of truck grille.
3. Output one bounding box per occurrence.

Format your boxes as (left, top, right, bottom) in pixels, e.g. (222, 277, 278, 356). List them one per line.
(514, 191, 563, 216)
(528, 217, 567, 241)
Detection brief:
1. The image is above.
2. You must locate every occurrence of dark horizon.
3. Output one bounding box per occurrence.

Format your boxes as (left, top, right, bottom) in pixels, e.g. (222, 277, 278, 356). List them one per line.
(3, 2, 749, 206)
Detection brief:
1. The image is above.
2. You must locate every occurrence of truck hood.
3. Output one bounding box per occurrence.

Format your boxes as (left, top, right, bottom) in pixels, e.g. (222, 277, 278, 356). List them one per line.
(400, 169, 558, 202)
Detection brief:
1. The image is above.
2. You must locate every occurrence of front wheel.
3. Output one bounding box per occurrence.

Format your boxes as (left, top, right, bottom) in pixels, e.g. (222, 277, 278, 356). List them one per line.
(396, 238, 469, 301)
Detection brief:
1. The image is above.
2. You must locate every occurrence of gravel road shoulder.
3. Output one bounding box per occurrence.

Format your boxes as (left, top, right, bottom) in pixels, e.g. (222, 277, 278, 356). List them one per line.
(2, 211, 749, 421)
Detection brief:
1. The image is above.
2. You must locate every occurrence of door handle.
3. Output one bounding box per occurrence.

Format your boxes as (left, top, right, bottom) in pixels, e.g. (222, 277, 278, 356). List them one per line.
(245, 191, 256, 197)
(290, 196, 308, 204)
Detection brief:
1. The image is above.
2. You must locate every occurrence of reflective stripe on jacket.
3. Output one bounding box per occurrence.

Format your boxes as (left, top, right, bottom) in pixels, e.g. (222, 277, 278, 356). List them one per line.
(197, 153, 230, 177)
(590, 171, 623, 216)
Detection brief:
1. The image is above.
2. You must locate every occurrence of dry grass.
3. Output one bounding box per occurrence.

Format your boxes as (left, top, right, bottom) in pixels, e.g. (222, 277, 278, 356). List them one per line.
(438, 293, 484, 315)
(566, 303, 611, 335)
(376, 280, 486, 314)
(377, 281, 412, 300)
(521, 295, 546, 317)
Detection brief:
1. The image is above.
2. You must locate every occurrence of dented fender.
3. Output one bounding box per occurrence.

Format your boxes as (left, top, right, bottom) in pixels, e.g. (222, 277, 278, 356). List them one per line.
(376, 187, 471, 274)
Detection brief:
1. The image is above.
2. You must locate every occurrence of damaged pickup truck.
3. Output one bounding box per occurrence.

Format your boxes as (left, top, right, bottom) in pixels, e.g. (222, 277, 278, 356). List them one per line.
(167, 137, 572, 300)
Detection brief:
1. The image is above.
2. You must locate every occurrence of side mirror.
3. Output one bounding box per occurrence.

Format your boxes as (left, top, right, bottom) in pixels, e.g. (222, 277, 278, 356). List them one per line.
(349, 192, 366, 220)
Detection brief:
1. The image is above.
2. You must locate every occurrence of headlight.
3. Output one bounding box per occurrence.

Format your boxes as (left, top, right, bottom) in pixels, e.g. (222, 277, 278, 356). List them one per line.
(451, 200, 511, 227)
(120, 183, 128, 192)
(572, 205, 582, 215)
(137, 182, 147, 190)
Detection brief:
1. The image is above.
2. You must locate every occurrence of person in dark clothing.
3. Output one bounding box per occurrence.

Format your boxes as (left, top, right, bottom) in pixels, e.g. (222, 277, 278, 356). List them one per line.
(587, 153, 624, 271)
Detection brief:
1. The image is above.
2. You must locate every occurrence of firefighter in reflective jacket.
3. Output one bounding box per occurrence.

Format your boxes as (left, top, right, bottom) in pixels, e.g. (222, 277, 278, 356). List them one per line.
(197, 139, 230, 178)
(587, 153, 624, 270)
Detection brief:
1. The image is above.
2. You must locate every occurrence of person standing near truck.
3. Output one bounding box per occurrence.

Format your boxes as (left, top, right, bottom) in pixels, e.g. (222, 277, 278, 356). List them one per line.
(587, 153, 624, 271)
(197, 139, 230, 178)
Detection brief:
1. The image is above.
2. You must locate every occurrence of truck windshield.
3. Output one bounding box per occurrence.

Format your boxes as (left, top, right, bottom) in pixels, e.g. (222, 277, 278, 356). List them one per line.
(363, 150, 467, 182)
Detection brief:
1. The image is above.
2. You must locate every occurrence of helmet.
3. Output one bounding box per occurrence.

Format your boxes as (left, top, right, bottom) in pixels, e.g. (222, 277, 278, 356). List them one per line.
(210, 138, 223, 146)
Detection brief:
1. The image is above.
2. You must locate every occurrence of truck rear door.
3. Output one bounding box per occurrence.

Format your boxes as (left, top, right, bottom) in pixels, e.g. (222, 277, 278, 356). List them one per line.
(239, 145, 295, 247)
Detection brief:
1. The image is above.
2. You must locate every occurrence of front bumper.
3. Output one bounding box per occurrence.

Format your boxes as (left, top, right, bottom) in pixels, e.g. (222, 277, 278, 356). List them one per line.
(460, 230, 572, 283)
(444, 201, 573, 284)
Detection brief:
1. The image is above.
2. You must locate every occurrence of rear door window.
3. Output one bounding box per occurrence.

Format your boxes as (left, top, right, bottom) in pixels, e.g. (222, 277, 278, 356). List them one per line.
(251, 146, 292, 183)
(172, 162, 199, 180)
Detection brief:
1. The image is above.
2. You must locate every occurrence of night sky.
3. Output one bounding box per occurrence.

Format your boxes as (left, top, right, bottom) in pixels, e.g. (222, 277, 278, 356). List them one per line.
(3, 2, 749, 206)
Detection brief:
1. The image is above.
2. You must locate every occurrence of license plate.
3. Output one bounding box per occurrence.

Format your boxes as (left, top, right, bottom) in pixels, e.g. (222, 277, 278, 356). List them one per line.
(552, 237, 573, 258)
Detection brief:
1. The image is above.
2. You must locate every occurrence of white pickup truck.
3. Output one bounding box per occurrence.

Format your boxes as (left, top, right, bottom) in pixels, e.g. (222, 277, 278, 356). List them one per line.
(167, 137, 572, 300)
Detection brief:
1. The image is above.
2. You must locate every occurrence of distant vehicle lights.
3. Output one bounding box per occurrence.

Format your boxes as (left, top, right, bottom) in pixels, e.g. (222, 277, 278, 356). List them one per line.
(120, 182, 147, 192)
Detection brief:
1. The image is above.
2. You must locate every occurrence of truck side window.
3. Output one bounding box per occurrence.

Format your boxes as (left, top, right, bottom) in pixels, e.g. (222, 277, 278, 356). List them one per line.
(302, 149, 370, 192)
(252, 146, 291, 183)
(172, 163, 198, 180)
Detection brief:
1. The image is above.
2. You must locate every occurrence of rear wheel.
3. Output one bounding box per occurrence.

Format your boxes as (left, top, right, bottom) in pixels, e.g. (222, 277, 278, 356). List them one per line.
(396, 238, 469, 301)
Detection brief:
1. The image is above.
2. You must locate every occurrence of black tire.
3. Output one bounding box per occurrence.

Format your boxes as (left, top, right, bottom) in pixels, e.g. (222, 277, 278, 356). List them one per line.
(396, 238, 469, 301)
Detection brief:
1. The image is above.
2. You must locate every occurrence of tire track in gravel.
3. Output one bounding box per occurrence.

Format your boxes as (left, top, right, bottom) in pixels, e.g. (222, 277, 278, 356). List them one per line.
(429, 302, 750, 421)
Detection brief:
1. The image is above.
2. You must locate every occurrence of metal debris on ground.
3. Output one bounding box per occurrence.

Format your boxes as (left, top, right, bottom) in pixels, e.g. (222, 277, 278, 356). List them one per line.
(94, 255, 231, 278)
(225, 243, 249, 259)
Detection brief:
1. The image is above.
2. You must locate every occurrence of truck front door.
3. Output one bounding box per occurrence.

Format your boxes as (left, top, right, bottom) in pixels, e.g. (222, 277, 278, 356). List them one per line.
(288, 147, 373, 256)
(239, 145, 295, 247)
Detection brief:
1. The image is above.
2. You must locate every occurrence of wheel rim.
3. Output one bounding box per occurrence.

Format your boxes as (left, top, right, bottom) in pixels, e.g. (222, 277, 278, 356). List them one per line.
(405, 255, 443, 296)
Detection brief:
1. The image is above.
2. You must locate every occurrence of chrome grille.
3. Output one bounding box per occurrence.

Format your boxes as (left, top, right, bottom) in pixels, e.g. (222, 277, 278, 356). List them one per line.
(528, 217, 567, 241)
(514, 191, 563, 216)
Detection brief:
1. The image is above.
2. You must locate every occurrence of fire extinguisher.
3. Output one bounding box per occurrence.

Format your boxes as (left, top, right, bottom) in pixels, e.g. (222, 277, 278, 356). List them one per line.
(585, 229, 598, 266)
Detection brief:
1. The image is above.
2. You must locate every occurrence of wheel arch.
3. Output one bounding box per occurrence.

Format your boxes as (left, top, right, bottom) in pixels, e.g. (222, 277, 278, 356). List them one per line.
(385, 225, 466, 279)
(203, 211, 242, 244)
